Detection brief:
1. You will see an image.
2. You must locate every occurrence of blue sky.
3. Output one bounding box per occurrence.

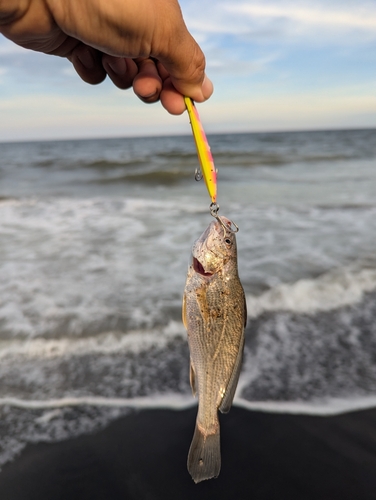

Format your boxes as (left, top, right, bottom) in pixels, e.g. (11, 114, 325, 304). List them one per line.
(0, 0, 376, 141)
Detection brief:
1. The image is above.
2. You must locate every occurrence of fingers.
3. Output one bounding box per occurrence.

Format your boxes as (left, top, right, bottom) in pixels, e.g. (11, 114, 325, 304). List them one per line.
(69, 44, 106, 85)
(70, 47, 139, 90)
(102, 55, 138, 89)
(159, 78, 186, 115)
(132, 58, 162, 103)
(160, 76, 213, 115)
(69, 42, 212, 115)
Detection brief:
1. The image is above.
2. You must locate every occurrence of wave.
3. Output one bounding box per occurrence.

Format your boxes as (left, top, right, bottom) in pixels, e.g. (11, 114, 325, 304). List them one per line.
(211, 151, 362, 167)
(0, 394, 194, 411)
(2, 269, 376, 468)
(92, 169, 193, 186)
(82, 159, 148, 169)
(1, 260, 375, 347)
(0, 323, 190, 403)
(0, 322, 186, 360)
(236, 395, 376, 415)
(2, 266, 376, 407)
(2, 393, 376, 416)
(33, 152, 371, 172)
(240, 286, 376, 404)
(246, 264, 376, 317)
(33, 158, 149, 170)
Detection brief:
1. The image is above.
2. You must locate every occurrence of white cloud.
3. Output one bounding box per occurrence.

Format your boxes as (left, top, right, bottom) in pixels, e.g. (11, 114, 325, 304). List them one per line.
(226, 2, 376, 30)
(183, 0, 376, 43)
(206, 52, 279, 75)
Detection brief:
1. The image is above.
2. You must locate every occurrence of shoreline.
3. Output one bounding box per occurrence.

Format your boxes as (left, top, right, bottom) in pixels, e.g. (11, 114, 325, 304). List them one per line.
(1, 406, 376, 499)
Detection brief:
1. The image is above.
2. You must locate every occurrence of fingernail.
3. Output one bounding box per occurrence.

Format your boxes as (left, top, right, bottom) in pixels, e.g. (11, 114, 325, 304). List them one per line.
(142, 89, 159, 99)
(201, 76, 214, 100)
(78, 49, 95, 70)
(108, 58, 127, 76)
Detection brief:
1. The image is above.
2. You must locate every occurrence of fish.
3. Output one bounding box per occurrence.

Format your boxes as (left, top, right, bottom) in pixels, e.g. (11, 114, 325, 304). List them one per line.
(182, 216, 247, 483)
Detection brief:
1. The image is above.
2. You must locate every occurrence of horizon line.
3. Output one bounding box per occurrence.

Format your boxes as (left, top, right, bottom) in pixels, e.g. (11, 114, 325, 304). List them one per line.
(1, 125, 375, 145)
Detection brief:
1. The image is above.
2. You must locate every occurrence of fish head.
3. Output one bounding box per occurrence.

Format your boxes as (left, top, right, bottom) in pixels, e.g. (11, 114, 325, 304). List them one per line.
(192, 217, 237, 276)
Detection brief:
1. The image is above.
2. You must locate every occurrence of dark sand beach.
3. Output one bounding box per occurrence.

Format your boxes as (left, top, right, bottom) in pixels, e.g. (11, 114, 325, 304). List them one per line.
(1, 406, 376, 500)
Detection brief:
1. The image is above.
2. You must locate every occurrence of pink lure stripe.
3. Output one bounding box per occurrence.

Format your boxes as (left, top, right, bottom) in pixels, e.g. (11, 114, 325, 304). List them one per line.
(185, 97, 217, 203)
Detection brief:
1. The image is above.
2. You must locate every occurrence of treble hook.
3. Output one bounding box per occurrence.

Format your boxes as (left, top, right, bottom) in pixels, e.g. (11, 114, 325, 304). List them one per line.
(209, 202, 239, 234)
(194, 168, 203, 181)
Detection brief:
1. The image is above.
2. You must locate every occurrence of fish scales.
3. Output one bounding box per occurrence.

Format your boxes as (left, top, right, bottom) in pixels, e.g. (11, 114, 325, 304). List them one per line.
(182, 216, 247, 483)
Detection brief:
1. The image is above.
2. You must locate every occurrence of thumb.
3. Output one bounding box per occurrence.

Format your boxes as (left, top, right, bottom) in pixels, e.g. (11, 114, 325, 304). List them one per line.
(159, 34, 213, 102)
(151, 1, 213, 103)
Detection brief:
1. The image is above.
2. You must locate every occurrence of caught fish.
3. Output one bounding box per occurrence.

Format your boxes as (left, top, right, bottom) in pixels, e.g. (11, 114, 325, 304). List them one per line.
(182, 216, 247, 483)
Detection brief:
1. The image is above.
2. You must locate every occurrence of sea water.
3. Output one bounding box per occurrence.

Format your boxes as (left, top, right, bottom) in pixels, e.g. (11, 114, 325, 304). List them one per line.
(1, 129, 376, 466)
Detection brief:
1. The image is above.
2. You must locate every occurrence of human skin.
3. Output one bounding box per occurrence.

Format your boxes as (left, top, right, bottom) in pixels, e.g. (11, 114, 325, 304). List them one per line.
(0, 0, 213, 114)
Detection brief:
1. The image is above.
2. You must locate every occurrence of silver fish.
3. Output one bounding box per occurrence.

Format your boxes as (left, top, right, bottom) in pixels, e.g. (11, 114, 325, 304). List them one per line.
(182, 216, 247, 483)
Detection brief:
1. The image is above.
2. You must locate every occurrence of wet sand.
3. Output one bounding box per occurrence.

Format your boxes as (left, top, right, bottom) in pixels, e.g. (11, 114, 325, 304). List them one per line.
(1, 405, 376, 500)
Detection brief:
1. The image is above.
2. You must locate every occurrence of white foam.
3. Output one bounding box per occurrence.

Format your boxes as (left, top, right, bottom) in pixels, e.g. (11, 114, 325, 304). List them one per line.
(1, 393, 376, 416)
(246, 265, 376, 317)
(0, 196, 195, 339)
(0, 321, 186, 360)
(0, 394, 195, 411)
(235, 395, 376, 416)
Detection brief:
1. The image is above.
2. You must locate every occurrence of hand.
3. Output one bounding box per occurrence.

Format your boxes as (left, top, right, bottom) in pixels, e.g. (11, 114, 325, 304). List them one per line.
(0, 0, 213, 114)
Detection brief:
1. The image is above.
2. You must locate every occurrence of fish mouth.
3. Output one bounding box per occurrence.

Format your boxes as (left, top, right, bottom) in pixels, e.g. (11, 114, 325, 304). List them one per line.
(193, 257, 213, 277)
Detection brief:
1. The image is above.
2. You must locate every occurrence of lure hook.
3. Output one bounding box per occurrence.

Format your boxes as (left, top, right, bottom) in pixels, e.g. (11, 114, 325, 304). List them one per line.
(209, 203, 239, 234)
(194, 168, 203, 181)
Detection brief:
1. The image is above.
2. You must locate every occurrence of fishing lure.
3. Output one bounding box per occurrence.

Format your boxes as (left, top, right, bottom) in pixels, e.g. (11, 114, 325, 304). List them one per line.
(185, 97, 217, 204)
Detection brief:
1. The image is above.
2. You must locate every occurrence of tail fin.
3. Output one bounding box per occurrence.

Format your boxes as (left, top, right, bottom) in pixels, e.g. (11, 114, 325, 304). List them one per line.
(187, 423, 221, 483)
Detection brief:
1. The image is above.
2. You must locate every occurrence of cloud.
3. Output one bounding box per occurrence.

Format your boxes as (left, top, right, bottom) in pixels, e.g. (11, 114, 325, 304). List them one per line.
(206, 50, 279, 75)
(226, 2, 376, 30)
(183, 0, 376, 44)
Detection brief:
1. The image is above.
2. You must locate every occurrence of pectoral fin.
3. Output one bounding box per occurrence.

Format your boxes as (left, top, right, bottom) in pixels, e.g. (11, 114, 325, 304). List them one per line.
(219, 337, 244, 414)
(182, 294, 188, 329)
(190, 359, 197, 397)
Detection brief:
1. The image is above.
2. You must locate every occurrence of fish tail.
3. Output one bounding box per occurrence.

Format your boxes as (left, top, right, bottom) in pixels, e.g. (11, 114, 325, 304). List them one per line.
(187, 421, 221, 483)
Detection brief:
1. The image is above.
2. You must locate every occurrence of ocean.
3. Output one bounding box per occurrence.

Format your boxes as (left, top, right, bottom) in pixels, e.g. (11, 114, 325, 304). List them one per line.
(1, 128, 376, 468)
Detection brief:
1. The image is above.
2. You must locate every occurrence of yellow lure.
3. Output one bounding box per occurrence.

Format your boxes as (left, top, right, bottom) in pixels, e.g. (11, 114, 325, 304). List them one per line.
(184, 97, 217, 203)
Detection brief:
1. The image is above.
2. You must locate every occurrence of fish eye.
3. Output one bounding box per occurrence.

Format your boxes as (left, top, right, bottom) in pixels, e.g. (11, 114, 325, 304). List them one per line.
(224, 237, 232, 246)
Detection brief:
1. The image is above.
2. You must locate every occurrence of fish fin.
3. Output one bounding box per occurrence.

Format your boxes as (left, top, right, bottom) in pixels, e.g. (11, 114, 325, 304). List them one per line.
(182, 294, 188, 329)
(187, 423, 221, 483)
(219, 337, 244, 414)
(190, 359, 197, 397)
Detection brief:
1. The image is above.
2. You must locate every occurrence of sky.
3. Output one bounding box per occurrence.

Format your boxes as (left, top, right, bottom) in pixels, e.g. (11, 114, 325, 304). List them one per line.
(0, 0, 376, 141)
